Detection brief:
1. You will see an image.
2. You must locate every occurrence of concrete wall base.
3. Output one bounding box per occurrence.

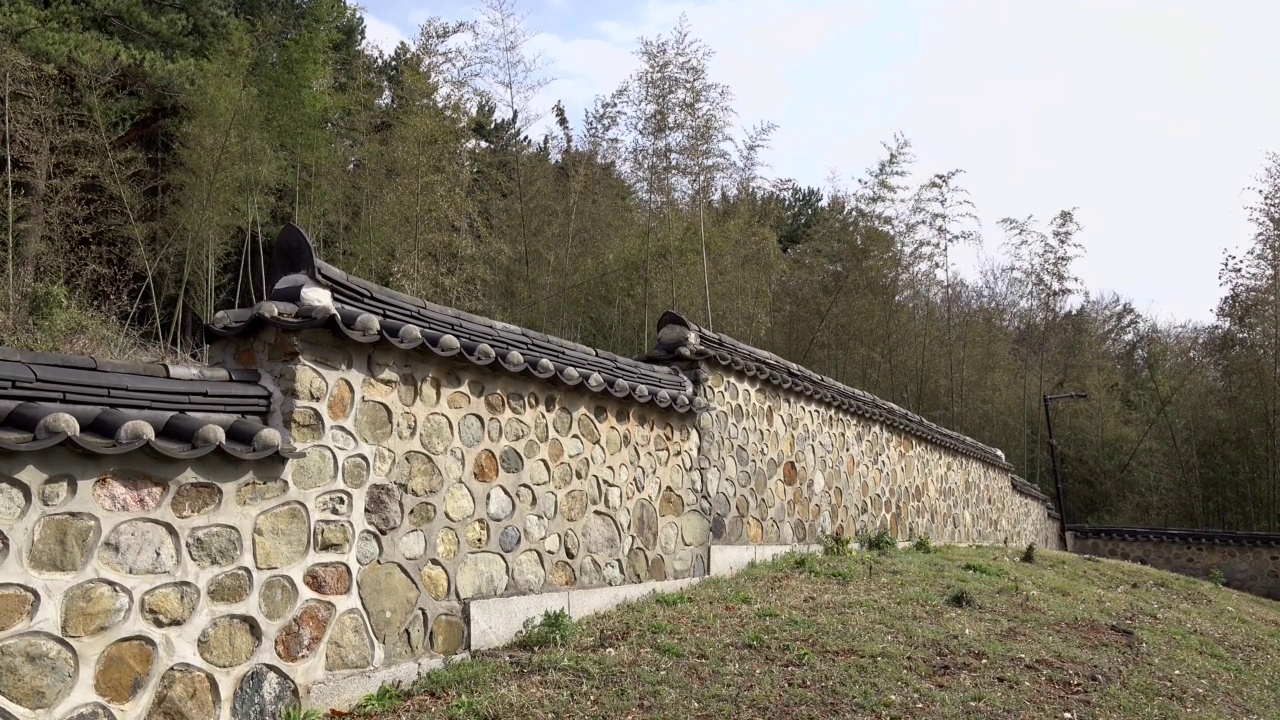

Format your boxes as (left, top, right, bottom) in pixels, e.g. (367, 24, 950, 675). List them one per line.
(305, 653, 465, 710)
(709, 543, 823, 576)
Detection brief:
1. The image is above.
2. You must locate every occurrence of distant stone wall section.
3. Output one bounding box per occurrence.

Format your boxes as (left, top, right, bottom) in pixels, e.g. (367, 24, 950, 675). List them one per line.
(1070, 528, 1280, 600)
(695, 367, 1060, 550)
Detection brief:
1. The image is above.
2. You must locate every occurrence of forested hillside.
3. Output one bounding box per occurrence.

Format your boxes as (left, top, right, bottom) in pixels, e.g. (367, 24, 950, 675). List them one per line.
(4, 0, 1280, 533)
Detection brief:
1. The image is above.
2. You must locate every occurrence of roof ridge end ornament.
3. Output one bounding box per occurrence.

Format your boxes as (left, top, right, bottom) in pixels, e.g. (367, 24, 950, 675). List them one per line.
(267, 223, 321, 289)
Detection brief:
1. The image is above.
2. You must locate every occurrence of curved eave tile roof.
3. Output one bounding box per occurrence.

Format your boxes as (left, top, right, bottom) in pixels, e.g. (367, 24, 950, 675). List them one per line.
(1068, 525, 1280, 548)
(208, 224, 703, 413)
(0, 349, 298, 460)
(1010, 475, 1052, 506)
(650, 310, 1014, 470)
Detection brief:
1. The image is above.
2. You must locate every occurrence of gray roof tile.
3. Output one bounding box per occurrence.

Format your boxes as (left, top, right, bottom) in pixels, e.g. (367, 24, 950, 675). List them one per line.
(0, 350, 295, 460)
(208, 224, 703, 413)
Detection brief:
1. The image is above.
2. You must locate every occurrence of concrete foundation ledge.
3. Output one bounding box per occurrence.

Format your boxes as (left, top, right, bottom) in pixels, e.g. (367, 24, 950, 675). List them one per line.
(306, 653, 466, 710)
(468, 577, 706, 651)
(710, 543, 823, 576)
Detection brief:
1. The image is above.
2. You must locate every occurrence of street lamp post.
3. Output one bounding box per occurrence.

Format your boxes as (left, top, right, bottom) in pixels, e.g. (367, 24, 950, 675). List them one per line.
(1043, 392, 1087, 550)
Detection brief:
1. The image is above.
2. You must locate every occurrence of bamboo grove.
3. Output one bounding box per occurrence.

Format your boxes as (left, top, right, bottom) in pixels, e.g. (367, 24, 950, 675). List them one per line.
(5, 0, 1280, 532)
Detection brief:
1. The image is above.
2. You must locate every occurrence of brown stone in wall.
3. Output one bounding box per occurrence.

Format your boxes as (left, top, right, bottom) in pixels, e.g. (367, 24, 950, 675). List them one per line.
(275, 600, 334, 663)
(0, 586, 35, 632)
(94, 637, 155, 705)
(328, 378, 354, 421)
(146, 666, 218, 720)
(304, 563, 352, 595)
(171, 483, 220, 518)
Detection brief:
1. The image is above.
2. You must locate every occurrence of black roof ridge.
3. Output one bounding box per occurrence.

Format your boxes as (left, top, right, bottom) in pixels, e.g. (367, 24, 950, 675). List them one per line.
(1068, 524, 1280, 547)
(0, 346, 261, 383)
(649, 310, 1014, 471)
(0, 348, 293, 460)
(208, 224, 704, 413)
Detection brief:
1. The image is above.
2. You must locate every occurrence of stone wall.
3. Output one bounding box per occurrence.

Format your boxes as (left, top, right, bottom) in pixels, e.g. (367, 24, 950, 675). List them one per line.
(0, 449, 327, 719)
(1069, 532, 1280, 600)
(0, 321, 1062, 718)
(699, 369, 1060, 550)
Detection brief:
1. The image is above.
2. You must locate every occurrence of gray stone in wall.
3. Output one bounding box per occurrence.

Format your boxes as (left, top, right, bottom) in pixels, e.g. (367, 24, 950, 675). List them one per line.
(259, 576, 297, 622)
(0, 633, 77, 710)
(456, 552, 508, 599)
(232, 664, 299, 720)
(61, 580, 130, 637)
(326, 610, 373, 671)
(141, 583, 198, 627)
(358, 563, 419, 643)
(99, 520, 178, 575)
(252, 503, 310, 569)
(186, 525, 242, 569)
(27, 514, 97, 573)
(582, 513, 621, 556)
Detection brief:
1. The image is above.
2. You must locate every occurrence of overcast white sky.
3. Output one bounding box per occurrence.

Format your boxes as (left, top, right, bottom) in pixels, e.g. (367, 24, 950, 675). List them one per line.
(359, 0, 1280, 324)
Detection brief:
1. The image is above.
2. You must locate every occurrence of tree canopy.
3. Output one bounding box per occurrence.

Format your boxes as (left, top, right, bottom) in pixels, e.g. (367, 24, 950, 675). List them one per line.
(3, 0, 1278, 531)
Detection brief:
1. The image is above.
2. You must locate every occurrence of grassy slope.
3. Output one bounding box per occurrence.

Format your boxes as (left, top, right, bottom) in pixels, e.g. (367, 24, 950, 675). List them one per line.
(366, 546, 1280, 720)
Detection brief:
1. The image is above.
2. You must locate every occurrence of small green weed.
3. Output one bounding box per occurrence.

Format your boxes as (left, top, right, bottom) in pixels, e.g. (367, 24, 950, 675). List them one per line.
(278, 706, 322, 720)
(962, 562, 999, 576)
(757, 608, 781, 619)
(745, 631, 765, 648)
(790, 552, 819, 571)
(656, 639, 686, 657)
(1208, 568, 1226, 587)
(654, 591, 690, 607)
(1020, 543, 1037, 564)
(515, 609, 574, 650)
(729, 590, 753, 603)
(650, 620, 674, 634)
(821, 530, 854, 556)
(947, 588, 976, 608)
(356, 683, 401, 712)
(413, 657, 498, 696)
(859, 527, 896, 554)
(446, 695, 489, 719)
(912, 534, 935, 553)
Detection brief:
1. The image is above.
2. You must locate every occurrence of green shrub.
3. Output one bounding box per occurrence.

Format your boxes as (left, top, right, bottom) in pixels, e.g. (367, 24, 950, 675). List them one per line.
(515, 609, 574, 650)
(947, 588, 976, 608)
(791, 552, 819, 571)
(912, 534, 935, 554)
(278, 706, 322, 720)
(821, 530, 854, 556)
(859, 527, 896, 554)
(1208, 568, 1226, 587)
(961, 562, 998, 576)
(1020, 543, 1037, 564)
